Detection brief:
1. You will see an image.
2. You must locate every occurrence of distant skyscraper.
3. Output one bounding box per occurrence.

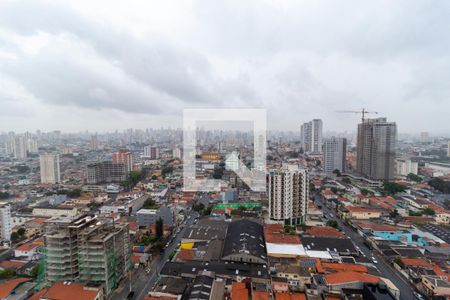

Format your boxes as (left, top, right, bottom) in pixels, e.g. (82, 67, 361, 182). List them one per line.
(90, 134, 99, 150)
(112, 149, 133, 172)
(356, 118, 397, 181)
(268, 165, 309, 225)
(323, 137, 347, 173)
(14, 135, 27, 159)
(0, 204, 11, 241)
(27, 139, 38, 153)
(420, 132, 430, 143)
(300, 119, 323, 154)
(40, 153, 61, 184)
(172, 147, 182, 159)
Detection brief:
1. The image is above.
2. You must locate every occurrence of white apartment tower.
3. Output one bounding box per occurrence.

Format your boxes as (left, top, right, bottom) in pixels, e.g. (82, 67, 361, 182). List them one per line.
(0, 204, 12, 241)
(323, 137, 347, 173)
(40, 153, 61, 184)
(300, 119, 323, 154)
(268, 165, 309, 225)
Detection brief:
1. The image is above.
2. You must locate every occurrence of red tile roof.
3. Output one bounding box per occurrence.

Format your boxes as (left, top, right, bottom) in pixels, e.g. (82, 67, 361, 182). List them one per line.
(325, 271, 380, 285)
(37, 281, 100, 300)
(401, 258, 433, 268)
(305, 227, 345, 238)
(0, 277, 30, 298)
(275, 293, 307, 300)
(321, 263, 368, 273)
(231, 282, 248, 300)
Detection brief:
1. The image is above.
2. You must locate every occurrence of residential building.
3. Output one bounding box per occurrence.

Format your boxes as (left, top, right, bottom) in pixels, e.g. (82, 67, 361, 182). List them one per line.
(86, 162, 127, 184)
(14, 135, 28, 160)
(356, 118, 397, 180)
(40, 153, 61, 184)
(136, 207, 174, 227)
(32, 206, 79, 218)
(269, 165, 309, 225)
(323, 137, 347, 173)
(44, 215, 130, 295)
(300, 119, 323, 154)
(144, 145, 160, 159)
(90, 134, 99, 150)
(112, 149, 133, 172)
(420, 132, 429, 143)
(173, 147, 182, 159)
(0, 203, 12, 241)
(395, 159, 418, 176)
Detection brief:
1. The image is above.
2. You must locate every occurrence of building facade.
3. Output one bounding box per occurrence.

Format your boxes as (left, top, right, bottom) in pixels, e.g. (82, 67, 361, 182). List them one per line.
(269, 165, 309, 225)
(136, 207, 174, 227)
(0, 204, 11, 241)
(395, 159, 419, 176)
(40, 153, 61, 184)
(44, 215, 130, 295)
(323, 137, 347, 173)
(300, 119, 323, 154)
(86, 162, 127, 184)
(112, 150, 133, 172)
(356, 118, 397, 181)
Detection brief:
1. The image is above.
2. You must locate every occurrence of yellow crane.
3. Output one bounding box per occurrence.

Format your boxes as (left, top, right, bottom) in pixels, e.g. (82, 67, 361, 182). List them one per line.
(336, 108, 379, 123)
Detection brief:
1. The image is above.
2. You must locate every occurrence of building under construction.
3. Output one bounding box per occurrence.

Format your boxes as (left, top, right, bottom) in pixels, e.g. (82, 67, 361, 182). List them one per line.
(43, 214, 131, 295)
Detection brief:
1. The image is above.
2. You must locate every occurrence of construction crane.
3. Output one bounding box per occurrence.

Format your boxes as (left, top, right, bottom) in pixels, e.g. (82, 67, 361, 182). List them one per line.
(335, 108, 378, 123)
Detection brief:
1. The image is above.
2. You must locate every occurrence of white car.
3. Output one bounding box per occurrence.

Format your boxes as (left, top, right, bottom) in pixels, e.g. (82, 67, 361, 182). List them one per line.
(371, 256, 378, 264)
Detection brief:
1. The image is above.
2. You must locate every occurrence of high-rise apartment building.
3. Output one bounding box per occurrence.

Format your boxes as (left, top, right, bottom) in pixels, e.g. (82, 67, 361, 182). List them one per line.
(86, 162, 127, 184)
(40, 153, 61, 184)
(144, 145, 160, 159)
(0, 204, 12, 241)
(14, 135, 27, 159)
(356, 118, 397, 181)
(323, 137, 347, 173)
(395, 159, 419, 176)
(268, 165, 309, 225)
(112, 150, 133, 172)
(300, 119, 323, 154)
(420, 132, 430, 143)
(90, 135, 99, 150)
(44, 215, 130, 295)
(447, 140, 450, 157)
(172, 147, 182, 159)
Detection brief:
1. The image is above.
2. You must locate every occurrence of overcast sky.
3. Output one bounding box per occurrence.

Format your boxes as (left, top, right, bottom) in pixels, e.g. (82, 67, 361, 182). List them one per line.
(0, 0, 449, 134)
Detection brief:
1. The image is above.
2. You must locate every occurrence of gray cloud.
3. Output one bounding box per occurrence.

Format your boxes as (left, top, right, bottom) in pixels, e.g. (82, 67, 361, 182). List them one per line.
(0, 0, 449, 133)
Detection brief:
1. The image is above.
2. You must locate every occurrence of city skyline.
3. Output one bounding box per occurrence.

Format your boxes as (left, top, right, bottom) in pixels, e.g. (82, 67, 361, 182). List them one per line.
(1, 1, 450, 134)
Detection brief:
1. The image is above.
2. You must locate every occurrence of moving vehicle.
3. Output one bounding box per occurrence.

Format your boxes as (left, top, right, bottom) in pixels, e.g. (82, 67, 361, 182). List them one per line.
(127, 291, 135, 299)
(371, 256, 378, 264)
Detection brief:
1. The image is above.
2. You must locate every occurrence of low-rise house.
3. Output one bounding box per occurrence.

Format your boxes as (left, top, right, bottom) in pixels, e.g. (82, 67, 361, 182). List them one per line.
(340, 206, 381, 220)
(420, 275, 450, 298)
(14, 243, 39, 260)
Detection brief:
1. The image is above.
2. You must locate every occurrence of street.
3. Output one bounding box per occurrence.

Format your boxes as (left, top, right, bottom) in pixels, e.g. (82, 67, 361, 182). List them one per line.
(110, 211, 199, 300)
(315, 194, 415, 300)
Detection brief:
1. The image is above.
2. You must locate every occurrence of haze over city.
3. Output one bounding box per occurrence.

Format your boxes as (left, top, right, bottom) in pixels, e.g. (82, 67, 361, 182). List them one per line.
(1, 0, 450, 134)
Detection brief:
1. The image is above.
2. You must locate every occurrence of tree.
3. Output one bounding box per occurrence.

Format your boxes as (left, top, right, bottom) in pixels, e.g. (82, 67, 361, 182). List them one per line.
(151, 175, 158, 180)
(428, 178, 450, 193)
(342, 177, 351, 184)
(332, 169, 341, 177)
(0, 269, 16, 278)
(360, 188, 370, 196)
(193, 203, 205, 212)
(238, 205, 247, 211)
(17, 228, 26, 236)
(155, 218, 164, 239)
(10, 232, 19, 243)
(161, 167, 174, 178)
(143, 198, 159, 209)
(0, 191, 10, 199)
(383, 182, 407, 195)
(326, 220, 339, 229)
(31, 265, 40, 278)
(389, 209, 400, 219)
(407, 173, 421, 182)
(422, 208, 435, 216)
